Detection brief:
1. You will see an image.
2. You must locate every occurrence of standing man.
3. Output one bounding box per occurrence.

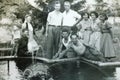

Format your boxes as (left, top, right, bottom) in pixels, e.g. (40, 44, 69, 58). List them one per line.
(62, 1, 81, 32)
(46, 1, 63, 59)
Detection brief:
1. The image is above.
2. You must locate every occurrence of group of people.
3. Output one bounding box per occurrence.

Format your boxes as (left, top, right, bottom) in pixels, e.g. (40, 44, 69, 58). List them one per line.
(45, 1, 116, 61)
(12, 14, 40, 57)
(11, 0, 116, 62)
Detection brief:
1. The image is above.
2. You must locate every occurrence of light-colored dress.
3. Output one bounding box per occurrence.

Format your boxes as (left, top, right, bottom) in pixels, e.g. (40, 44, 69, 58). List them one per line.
(98, 21, 116, 58)
(27, 23, 39, 53)
(89, 20, 101, 51)
(78, 19, 92, 44)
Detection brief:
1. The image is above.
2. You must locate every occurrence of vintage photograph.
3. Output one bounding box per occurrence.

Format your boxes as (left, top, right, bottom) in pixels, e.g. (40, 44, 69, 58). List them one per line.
(0, 0, 120, 80)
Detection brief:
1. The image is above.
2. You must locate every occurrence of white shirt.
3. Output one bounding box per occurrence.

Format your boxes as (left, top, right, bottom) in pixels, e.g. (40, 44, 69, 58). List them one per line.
(47, 11, 63, 26)
(12, 26, 21, 39)
(62, 9, 81, 26)
(27, 23, 33, 32)
(62, 36, 71, 48)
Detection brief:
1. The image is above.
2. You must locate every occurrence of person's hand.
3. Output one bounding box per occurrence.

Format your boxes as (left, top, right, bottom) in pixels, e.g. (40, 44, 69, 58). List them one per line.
(11, 40, 15, 44)
(113, 38, 118, 43)
(70, 44, 75, 48)
(67, 43, 73, 49)
(53, 53, 59, 59)
(45, 32, 48, 37)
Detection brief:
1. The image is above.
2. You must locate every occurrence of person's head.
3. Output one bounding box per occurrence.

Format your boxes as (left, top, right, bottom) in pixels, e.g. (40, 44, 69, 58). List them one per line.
(99, 13, 108, 21)
(90, 11, 98, 20)
(29, 10, 33, 15)
(64, 1, 71, 11)
(22, 29, 29, 37)
(70, 34, 78, 44)
(62, 27, 70, 39)
(25, 15, 32, 23)
(71, 26, 78, 34)
(14, 19, 23, 27)
(54, 1, 61, 11)
(81, 12, 89, 20)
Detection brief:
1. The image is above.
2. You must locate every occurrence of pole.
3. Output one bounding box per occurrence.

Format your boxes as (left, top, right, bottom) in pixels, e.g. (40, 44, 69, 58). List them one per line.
(7, 60, 10, 75)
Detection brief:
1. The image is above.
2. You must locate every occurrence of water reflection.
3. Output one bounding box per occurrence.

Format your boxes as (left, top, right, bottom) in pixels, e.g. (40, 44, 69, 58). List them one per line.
(49, 62, 106, 80)
(115, 68, 120, 80)
(0, 60, 120, 80)
(0, 61, 23, 80)
(49, 62, 118, 80)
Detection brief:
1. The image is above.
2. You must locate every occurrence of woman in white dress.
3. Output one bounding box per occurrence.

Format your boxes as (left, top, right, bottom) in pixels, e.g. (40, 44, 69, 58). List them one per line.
(77, 12, 92, 44)
(22, 15, 39, 55)
(89, 11, 101, 51)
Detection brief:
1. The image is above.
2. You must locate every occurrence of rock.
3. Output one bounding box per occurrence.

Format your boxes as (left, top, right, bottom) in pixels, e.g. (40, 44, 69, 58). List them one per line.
(23, 62, 53, 80)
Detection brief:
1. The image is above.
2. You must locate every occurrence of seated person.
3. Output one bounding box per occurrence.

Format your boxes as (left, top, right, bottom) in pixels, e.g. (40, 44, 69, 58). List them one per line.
(17, 29, 29, 57)
(54, 31, 105, 61)
(54, 32, 86, 59)
(53, 28, 71, 58)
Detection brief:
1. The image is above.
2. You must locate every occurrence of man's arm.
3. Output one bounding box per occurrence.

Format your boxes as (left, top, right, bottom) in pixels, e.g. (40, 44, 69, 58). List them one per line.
(73, 12, 82, 27)
(71, 42, 86, 56)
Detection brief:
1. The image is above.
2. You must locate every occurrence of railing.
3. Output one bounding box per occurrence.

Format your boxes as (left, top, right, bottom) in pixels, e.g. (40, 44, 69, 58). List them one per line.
(1, 56, 120, 75)
(0, 41, 14, 56)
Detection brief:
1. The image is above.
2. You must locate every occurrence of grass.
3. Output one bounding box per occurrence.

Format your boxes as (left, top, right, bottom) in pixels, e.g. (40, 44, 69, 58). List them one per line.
(113, 23, 120, 61)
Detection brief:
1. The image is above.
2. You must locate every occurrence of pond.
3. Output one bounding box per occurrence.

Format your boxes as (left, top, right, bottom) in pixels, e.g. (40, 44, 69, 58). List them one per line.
(0, 59, 120, 80)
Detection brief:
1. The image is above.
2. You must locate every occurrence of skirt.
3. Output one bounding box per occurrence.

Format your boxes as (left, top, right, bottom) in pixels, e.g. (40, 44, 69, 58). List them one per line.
(100, 33, 116, 58)
(28, 38, 39, 53)
(89, 32, 101, 51)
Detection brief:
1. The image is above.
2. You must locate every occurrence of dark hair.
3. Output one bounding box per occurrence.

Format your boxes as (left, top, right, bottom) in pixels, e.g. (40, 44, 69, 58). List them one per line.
(81, 12, 89, 19)
(62, 27, 70, 34)
(64, 0, 71, 5)
(99, 13, 108, 20)
(71, 26, 78, 34)
(54, 0, 61, 5)
(25, 14, 31, 19)
(90, 11, 98, 18)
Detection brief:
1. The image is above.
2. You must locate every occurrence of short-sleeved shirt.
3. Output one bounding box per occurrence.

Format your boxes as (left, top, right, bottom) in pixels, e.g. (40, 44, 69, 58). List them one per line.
(62, 9, 81, 27)
(47, 11, 63, 26)
(78, 19, 91, 32)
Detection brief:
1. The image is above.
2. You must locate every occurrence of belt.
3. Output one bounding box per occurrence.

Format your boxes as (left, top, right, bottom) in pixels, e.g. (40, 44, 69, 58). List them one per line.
(62, 26, 72, 27)
(48, 25, 61, 27)
(102, 30, 110, 33)
(84, 29, 91, 31)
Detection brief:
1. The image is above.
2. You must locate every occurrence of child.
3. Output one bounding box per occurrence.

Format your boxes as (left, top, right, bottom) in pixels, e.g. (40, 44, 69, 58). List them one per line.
(11, 19, 22, 56)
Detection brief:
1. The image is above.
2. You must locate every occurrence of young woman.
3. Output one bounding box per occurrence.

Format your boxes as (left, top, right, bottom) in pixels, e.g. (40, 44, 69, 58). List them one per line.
(77, 12, 92, 44)
(89, 11, 101, 51)
(98, 13, 116, 61)
(22, 15, 39, 55)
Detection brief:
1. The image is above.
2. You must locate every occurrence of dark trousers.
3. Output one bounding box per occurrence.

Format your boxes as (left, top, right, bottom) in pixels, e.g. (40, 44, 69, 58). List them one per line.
(83, 47, 105, 61)
(46, 26, 61, 59)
